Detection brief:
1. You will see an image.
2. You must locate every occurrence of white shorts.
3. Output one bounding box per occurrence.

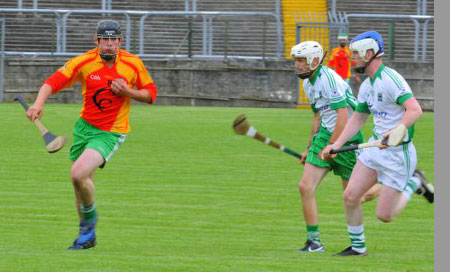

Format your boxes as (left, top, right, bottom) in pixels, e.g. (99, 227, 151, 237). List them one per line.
(357, 138, 417, 192)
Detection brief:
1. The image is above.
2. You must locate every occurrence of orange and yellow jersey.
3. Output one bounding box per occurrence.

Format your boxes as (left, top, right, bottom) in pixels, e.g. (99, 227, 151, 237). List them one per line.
(44, 48, 158, 134)
(328, 46, 356, 80)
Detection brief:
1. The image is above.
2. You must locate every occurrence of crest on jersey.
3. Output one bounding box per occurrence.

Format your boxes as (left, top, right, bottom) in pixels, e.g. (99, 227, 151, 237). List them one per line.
(330, 88, 339, 97)
(399, 87, 408, 96)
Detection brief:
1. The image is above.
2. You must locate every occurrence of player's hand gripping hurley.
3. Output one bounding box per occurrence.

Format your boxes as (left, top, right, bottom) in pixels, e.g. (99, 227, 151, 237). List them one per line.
(14, 95, 67, 153)
(329, 124, 407, 154)
(233, 114, 303, 160)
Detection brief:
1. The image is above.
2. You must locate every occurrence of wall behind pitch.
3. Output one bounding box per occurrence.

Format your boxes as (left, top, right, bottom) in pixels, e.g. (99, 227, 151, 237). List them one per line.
(2, 58, 433, 110)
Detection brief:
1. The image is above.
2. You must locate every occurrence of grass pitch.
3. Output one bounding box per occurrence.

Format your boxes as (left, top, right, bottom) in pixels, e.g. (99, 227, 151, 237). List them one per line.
(0, 104, 434, 271)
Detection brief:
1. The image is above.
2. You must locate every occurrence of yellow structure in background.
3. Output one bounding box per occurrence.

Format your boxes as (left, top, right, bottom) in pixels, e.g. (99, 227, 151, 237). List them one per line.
(281, 0, 328, 109)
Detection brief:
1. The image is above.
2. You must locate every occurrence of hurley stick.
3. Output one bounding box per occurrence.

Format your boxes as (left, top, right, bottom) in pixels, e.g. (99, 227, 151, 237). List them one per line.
(233, 114, 303, 160)
(14, 95, 67, 153)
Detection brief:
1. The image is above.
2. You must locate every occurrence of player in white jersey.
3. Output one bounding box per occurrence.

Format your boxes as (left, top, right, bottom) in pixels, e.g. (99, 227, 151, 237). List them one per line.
(321, 31, 434, 256)
(291, 41, 372, 253)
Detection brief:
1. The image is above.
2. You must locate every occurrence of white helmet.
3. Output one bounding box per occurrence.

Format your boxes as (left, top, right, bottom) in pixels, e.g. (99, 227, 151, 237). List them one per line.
(349, 31, 384, 62)
(338, 33, 348, 40)
(290, 41, 324, 70)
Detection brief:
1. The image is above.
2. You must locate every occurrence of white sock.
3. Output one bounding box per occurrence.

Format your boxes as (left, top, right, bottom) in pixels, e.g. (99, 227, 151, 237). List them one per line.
(348, 224, 366, 253)
(402, 176, 420, 201)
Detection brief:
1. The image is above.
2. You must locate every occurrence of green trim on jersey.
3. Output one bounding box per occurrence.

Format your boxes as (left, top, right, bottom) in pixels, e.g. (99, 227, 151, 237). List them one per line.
(345, 89, 358, 110)
(322, 67, 337, 89)
(384, 67, 404, 89)
(311, 103, 318, 113)
(408, 124, 415, 141)
(356, 102, 371, 114)
(396, 93, 413, 105)
(370, 64, 385, 86)
(330, 100, 347, 110)
(309, 65, 323, 85)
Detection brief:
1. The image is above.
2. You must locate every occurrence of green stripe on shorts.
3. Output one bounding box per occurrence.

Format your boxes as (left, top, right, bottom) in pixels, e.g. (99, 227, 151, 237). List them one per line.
(306, 127, 360, 180)
(70, 118, 127, 168)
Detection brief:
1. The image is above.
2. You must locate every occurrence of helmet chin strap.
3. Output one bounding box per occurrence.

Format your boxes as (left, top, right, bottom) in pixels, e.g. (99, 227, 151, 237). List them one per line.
(296, 51, 327, 80)
(97, 38, 118, 61)
(354, 51, 381, 74)
(99, 52, 116, 61)
(297, 71, 313, 79)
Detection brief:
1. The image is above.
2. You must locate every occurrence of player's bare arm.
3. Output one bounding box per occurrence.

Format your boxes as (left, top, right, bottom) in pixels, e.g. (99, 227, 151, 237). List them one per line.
(329, 107, 348, 144)
(380, 97, 423, 148)
(398, 97, 423, 128)
(26, 84, 53, 121)
(320, 107, 348, 160)
(321, 112, 369, 159)
(300, 112, 320, 164)
(110, 78, 152, 103)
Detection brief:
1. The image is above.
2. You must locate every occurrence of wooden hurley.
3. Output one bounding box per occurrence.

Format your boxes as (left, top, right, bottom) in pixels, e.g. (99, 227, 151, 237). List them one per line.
(14, 95, 67, 153)
(233, 114, 303, 160)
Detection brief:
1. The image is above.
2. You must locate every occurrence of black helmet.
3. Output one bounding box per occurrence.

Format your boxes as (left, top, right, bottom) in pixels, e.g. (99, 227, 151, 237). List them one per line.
(96, 20, 121, 61)
(96, 20, 121, 38)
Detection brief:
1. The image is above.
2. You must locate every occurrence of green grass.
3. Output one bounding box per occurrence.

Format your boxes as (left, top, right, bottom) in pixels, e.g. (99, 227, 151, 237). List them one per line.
(0, 104, 434, 272)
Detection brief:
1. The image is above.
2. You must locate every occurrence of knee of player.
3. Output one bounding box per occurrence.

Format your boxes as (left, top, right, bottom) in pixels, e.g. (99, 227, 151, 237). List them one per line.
(376, 210, 394, 223)
(298, 178, 316, 196)
(71, 166, 86, 184)
(343, 190, 360, 206)
(360, 192, 376, 203)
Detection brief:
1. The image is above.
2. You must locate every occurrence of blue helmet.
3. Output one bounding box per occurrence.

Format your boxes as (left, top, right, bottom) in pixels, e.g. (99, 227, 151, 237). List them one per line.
(350, 31, 384, 62)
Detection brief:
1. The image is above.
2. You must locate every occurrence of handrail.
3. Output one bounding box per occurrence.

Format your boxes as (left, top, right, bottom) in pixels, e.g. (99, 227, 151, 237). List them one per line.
(0, 18, 5, 102)
(343, 13, 434, 61)
(0, 8, 282, 59)
(137, 10, 282, 59)
(61, 9, 132, 52)
(422, 17, 434, 61)
(0, 8, 63, 52)
(343, 13, 433, 20)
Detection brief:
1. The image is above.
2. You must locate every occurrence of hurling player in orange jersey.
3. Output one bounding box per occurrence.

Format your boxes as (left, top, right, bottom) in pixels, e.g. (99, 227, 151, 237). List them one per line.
(328, 33, 360, 84)
(26, 20, 158, 250)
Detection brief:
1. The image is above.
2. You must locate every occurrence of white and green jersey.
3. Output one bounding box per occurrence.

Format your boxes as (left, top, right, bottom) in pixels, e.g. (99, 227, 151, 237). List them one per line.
(356, 64, 415, 142)
(303, 65, 358, 134)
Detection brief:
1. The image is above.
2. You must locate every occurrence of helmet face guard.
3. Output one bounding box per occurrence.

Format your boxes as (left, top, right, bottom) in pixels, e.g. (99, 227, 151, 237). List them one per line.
(96, 20, 122, 61)
(290, 41, 324, 79)
(349, 31, 385, 74)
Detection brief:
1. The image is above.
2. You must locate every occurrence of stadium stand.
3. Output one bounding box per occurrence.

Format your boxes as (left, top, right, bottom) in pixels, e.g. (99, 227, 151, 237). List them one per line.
(328, 0, 434, 61)
(0, 0, 434, 61)
(0, 0, 434, 109)
(0, 0, 280, 58)
(281, 0, 327, 59)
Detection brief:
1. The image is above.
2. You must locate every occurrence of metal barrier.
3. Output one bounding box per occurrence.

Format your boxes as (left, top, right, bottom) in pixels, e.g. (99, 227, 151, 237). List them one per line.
(298, 11, 434, 62)
(342, 13, 434, 61)
(0, 8, 282, 59)
(0, 8, 283, 101)
(137, 11, 281, 59)
(13, 0, 112, 10)
(329, 0, 430, 16)
(0, 19, 4, 102)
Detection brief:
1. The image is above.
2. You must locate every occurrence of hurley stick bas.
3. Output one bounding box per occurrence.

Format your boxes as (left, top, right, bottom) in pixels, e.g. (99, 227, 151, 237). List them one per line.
(330, 124, 407, 154)
(233, 114, 303, 160)
(14, 95, 67, 153)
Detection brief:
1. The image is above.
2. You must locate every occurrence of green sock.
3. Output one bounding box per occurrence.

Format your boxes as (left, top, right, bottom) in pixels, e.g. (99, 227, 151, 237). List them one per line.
(306, 225, 320, 242)
(81, 203, 97, 222)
